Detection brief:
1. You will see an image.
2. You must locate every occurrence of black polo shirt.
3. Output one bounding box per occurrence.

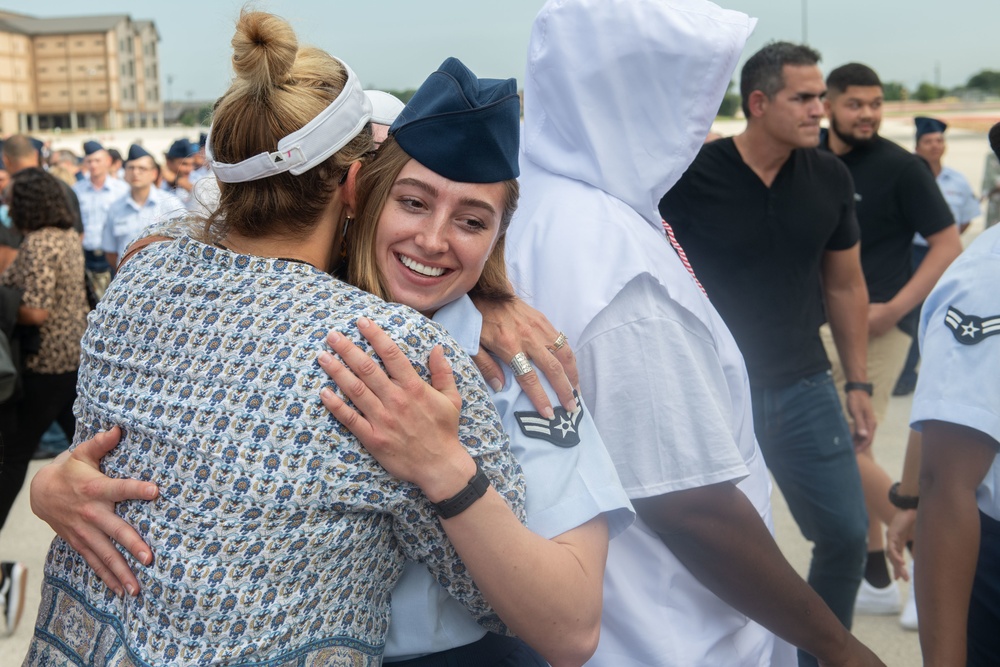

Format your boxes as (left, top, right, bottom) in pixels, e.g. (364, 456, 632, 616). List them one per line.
(660, 138, 859, 389)
(820, 134, 954, 304)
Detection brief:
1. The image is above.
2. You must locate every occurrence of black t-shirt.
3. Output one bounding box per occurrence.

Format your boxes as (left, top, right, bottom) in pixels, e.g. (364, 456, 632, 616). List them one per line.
(660, 138, 859, 388)
(820, 134, 954, 304)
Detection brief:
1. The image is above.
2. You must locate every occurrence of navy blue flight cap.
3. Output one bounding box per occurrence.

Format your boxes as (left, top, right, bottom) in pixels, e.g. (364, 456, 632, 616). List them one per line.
(989, 122, 1000, 162)
(126, 144, 151, 162)
(198, 132, 208, 149)
(29, 137, 44, 153)
(389, 57, 520, 183)
(915, 116, 947, 140)
(166, 138, 196, 159)
(83, 140, 104, 155)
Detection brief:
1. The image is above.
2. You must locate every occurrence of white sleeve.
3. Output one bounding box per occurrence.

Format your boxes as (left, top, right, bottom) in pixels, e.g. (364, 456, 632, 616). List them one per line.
(576, 274, 749, 499)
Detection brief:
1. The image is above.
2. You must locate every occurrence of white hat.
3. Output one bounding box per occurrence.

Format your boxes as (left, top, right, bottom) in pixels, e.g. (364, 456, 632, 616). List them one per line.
(364, 90, 405, 127)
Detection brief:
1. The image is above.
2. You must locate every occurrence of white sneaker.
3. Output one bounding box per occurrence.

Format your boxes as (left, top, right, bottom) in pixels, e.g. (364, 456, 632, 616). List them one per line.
(854, 578, 902, 615)
(900, 590, 918, 630)
(0, 561, 27, 637)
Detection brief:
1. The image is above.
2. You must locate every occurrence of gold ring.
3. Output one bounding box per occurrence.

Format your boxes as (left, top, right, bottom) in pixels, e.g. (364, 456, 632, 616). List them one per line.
(552, 332, 568, 351)
(509, 352, 533, 377)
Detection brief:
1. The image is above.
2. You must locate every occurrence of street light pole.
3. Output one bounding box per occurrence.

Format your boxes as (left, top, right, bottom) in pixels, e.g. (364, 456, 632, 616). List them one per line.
(802, 0, 808, 44)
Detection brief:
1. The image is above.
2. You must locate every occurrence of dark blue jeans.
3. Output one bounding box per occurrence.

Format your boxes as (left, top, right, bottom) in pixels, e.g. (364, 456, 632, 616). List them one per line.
(751, 371, 868, 666)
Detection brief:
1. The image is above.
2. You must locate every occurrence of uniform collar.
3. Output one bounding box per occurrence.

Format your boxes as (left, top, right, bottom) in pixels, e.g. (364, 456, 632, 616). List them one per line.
(431, 294, 481, 357)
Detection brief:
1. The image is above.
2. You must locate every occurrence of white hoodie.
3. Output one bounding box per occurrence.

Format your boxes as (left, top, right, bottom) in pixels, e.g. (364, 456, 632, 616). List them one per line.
(507, 1, 795, 664)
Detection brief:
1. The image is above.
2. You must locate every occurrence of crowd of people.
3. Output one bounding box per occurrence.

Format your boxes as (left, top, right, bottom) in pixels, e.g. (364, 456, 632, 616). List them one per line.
(0, 0, 997, 665)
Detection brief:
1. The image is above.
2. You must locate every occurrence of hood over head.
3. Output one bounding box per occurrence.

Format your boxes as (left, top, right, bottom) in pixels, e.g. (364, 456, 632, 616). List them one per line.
(522, 0, 754, 227)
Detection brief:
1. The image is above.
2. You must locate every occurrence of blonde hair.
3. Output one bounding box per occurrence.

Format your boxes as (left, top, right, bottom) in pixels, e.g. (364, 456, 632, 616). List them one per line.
(344, 137, 518, 305)
(207, 11, 372, 240)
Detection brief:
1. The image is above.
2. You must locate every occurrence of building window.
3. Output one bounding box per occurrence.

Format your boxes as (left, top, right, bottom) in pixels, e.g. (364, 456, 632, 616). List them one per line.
(40, 91, 48, 97)
(56, 41, 64, 48)
(95, 39, 103, 46)
(75, 41, 83, 47)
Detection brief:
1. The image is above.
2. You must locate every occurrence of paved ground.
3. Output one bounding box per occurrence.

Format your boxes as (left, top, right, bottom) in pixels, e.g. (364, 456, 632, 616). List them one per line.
(2, 118, 996, 663)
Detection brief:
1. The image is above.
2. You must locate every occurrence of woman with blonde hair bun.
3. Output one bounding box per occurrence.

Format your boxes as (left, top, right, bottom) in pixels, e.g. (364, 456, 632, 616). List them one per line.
(24, 11, 524, 666)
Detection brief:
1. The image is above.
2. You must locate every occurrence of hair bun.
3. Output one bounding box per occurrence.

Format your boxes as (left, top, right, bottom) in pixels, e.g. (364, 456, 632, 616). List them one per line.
(231, 11, 298, 92)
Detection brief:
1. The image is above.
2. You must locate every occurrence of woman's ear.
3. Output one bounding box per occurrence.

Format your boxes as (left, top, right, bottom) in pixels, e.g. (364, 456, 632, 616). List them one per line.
(341, 160, 364, 215)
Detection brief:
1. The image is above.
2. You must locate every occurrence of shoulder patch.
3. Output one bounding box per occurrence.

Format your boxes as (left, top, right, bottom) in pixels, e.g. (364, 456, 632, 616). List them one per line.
(945, 306, 1000, 345)
(514, 396, 584, 448)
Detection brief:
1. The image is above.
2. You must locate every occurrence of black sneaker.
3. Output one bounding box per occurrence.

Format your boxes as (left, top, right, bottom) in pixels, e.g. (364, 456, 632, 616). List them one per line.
(0, 561, 27, 636)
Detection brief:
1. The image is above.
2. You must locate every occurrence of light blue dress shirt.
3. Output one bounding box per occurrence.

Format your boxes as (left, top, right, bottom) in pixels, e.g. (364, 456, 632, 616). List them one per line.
(101, 187, 185, 257)
(73, 176, 129, 251)
(384, 294, 634, 661)
(911, 224, 1000, 520)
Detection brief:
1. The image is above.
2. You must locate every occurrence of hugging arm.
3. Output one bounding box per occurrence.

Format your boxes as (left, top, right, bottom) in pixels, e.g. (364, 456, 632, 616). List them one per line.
(473, 296, 579, 419)
(319, 318, 607, 667)
(29, 427, 159, 596)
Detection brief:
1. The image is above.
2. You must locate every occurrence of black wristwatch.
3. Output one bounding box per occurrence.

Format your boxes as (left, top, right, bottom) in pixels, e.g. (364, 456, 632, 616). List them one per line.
(844, 381, 874, 396)
(432, 461, 491, 519)
(888, 482, 919, 510)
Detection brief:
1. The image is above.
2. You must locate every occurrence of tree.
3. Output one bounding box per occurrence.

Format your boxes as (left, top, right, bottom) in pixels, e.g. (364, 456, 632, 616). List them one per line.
(966, 69, 1000, 95)
(179, 104, 213, 127)
(717, 80, 741, 118)
(881, 81, 907, 102)
(912, 82, 945, 103)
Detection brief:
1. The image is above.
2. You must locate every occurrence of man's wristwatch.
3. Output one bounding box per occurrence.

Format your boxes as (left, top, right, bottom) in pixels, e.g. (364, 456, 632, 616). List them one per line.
(844, 381, 874, 396)
(432, 460, 491, 519)
(888, 481, 919, 510)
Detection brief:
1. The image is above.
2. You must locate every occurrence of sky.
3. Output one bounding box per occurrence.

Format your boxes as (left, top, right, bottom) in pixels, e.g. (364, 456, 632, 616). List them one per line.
(1, 0, 996, 101)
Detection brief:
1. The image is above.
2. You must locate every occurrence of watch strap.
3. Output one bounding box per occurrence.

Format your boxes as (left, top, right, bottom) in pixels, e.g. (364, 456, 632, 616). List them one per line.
(432, 461, 490, 519)
(888, 481, 919, 510)
(844, 381, 874, 396)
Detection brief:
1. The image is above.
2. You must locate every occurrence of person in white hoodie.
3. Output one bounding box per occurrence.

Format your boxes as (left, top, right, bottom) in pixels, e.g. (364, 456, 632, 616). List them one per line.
(487, 0, 884, 665)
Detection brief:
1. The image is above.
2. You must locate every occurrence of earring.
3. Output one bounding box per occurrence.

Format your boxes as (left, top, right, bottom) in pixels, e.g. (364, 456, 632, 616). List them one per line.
(342, 216, 353, 236)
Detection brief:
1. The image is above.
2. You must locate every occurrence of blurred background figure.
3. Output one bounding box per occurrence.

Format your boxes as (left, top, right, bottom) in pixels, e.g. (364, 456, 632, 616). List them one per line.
(161, 137, 197, 208)
(893, 116, 981, 397)
(0, 167, 89, 538)
(73, 141, 127, 302)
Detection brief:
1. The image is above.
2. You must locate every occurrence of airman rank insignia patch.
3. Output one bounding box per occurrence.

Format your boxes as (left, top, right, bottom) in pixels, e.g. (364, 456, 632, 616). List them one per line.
(945, 306, 1000, 345)
(515, 398, 584, 448)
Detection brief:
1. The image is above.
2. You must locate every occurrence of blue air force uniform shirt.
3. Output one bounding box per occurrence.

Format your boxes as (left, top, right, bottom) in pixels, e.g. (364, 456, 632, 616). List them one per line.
(102, 188, 186, 258)
(911, 224, 1000, 520)
(383, 294, 634, 660)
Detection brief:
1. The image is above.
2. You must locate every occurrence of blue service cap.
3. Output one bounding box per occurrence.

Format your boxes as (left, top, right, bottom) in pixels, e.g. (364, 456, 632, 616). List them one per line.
(165, 138, 196, 159)
(126, 144, 151, 162)
(83, 140, 104, 155)
(29, 137, 44, 153)
(198, 132, 208, 149)
(989, 122, 1000, 162)
(915, 116, 947, 140)
(389, 57, 520, 183)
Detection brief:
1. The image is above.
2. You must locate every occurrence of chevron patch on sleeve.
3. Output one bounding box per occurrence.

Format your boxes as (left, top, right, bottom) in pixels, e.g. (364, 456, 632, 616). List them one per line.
(514, 399, 585, 448)
(944, 306, 1000, 345)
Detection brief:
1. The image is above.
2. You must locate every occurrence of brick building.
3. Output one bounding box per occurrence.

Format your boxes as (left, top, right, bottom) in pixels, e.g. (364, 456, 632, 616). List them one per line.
(0, 11, 163, 134)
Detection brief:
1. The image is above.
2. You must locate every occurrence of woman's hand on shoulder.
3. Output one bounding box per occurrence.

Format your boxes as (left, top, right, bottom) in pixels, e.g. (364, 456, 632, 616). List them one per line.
(29, 426, 158, 597)
(472, 296, 578, 419)
(319, 317, 476, 501)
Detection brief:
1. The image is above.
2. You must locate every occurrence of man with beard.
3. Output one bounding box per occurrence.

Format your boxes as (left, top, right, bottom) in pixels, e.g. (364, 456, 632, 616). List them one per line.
(820, 62, 962, 616)
(660, 43, 872, 664)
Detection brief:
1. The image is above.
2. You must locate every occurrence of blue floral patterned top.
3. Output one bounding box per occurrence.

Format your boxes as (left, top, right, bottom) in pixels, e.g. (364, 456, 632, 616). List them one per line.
(27, 235, 524, 666)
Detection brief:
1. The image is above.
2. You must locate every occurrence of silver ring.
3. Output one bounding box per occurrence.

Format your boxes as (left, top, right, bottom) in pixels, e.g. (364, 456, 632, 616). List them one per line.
(509, 352, 534, 377)
(552, 332, 568, 351)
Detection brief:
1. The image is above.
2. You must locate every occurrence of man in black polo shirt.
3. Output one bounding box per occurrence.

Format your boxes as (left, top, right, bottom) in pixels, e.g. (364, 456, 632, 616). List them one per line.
(819, 62, 961, 615)
(660, 43, 873, 657)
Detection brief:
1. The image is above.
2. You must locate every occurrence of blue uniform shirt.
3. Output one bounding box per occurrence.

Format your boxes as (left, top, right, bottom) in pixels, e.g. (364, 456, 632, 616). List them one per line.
(914, 166, 981, 246)
(102, 187, 186, 257)
(73, 176, 129, 251)
(911, 224, 1000, 520)
(384, 294, 634, 660)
